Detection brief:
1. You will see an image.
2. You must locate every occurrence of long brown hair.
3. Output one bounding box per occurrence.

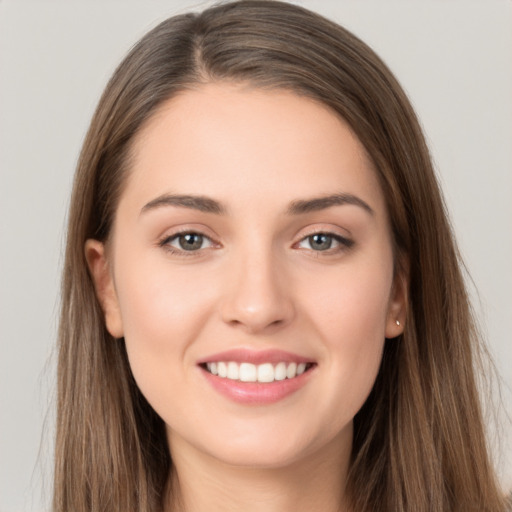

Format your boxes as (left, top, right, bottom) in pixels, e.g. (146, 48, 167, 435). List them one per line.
(54, 1, 507, 511)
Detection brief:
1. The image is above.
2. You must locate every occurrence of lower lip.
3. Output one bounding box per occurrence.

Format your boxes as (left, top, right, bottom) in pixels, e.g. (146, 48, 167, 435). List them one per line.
(200, 366, 314, 404)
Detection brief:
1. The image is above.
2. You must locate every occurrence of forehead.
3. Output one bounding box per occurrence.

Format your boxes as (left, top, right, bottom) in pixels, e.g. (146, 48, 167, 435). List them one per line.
(122, 83, 386, 217)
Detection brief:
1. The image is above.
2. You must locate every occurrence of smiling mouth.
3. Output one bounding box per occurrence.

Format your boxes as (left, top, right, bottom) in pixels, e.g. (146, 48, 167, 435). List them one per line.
(200, 361, 315, 383)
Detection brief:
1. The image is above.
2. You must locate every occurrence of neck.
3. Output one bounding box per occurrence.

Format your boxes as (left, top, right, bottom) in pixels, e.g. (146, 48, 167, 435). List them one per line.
(164, 429, 352, 512)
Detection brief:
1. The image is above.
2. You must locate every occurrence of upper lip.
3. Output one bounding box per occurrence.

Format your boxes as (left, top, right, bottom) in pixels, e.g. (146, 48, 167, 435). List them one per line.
(197, 349, 314, 365)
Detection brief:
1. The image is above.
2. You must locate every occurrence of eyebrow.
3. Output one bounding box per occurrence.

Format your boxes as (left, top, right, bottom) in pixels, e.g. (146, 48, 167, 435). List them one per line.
(140, 192, 374, 217)
(286, 193, 374, 216)
(140, 194, 226, 215)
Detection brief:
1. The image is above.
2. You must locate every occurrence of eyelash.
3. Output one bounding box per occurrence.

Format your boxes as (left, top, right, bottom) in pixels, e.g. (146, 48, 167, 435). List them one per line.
(158, 230, 216, 257)
(296, 232, 354, 253)
(158, 230, 354, 258)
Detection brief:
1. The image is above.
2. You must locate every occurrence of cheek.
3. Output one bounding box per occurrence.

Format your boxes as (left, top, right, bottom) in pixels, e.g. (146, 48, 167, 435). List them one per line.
(113, 256, 217, 399)
(299, 255, 393, 412)
(305, 254, 392, 337)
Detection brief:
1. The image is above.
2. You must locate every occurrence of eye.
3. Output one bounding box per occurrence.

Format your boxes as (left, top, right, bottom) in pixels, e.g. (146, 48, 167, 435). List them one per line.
(297, 232, 353, 252)
(161, 232, 214, 253)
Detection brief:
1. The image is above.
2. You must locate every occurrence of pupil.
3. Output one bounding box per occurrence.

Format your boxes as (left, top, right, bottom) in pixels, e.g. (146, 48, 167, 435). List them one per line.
(310, 234, 332, 251)
(179, 233, 203, 250)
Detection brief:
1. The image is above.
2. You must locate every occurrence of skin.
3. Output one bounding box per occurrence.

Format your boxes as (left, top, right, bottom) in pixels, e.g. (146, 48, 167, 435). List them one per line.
(86, 83, 406, 512)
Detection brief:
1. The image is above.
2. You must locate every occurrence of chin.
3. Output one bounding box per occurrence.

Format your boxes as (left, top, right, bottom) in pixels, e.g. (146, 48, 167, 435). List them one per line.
(209, 441, 310, 469)
(195, 421, 345, 470)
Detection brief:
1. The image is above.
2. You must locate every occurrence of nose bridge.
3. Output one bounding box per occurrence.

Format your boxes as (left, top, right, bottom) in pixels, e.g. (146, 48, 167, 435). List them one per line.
(220, 237, 294, 333)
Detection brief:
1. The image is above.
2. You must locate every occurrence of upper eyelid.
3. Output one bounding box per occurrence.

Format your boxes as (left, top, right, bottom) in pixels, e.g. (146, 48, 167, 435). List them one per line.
(298, 232, 349, 242)
(159, 226, 218, 243)
(160, 231, 217, 246)
(295, 232, 353, 249)
(294, 225, 353, 242)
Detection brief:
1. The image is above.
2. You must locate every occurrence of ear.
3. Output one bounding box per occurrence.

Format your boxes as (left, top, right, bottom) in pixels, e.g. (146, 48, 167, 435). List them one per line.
(84, 239, 124, 338)
(385, 268, 408, 339)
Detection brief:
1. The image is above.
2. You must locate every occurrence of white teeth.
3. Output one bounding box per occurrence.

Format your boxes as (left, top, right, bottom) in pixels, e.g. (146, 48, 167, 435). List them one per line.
(257, 363, 275, 383)
(286, 362, 297, 379)
(205, 361, 310, 383)
(217, 362, 227, 378)
(274, 362, 287, 381)
(227, 362, 239, 380)
(239, 363, 257, 382)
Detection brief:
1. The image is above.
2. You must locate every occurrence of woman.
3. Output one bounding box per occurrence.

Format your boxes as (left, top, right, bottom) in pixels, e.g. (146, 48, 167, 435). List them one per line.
(53, 1, 508, 511)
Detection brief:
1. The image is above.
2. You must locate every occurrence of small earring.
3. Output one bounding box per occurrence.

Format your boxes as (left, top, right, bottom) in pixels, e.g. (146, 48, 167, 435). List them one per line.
(395, 320, 401, 326)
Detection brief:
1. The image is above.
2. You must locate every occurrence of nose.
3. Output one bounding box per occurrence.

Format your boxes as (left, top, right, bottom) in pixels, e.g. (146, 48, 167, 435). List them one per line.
(219, 248, 295, 334)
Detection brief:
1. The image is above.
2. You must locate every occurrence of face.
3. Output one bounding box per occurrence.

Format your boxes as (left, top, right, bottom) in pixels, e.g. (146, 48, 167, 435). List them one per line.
(87, 83, 405, 469)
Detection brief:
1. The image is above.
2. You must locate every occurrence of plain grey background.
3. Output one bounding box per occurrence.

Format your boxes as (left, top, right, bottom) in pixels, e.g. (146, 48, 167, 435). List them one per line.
(1, 1, 511, 510)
